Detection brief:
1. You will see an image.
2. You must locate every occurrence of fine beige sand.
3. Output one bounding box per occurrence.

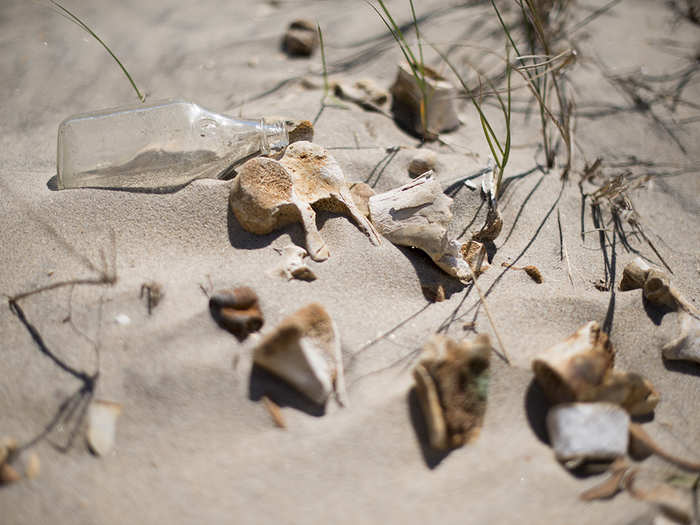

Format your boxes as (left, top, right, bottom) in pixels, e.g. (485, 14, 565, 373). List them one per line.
(1, 1, 699, 523)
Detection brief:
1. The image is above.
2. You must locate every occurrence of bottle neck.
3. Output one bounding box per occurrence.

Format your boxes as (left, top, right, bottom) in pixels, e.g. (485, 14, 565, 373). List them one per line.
(195, 107, 288, 156)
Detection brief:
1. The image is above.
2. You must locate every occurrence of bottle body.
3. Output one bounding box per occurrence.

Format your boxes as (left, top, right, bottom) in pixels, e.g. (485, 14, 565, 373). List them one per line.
(57, 100, 288, 190)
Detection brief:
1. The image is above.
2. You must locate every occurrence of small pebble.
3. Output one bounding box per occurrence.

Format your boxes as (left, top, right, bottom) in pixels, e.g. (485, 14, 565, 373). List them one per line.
(408, 150, 437, 177)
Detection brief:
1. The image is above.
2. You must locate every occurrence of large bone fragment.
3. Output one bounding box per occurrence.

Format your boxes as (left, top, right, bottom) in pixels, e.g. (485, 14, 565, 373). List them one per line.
(229, 141, 379, 262)
(368, 173, 486, 281)
(532, 321, 659, 416)
(252, 303, 347, 407)
(413, 334, 492, 451)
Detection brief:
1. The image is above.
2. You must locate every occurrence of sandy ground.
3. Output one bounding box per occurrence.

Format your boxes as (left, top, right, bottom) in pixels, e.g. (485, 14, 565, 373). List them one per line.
(1, 1, 699, 523)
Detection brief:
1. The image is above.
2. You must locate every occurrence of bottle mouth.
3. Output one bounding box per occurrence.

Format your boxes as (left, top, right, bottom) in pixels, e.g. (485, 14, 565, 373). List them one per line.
(260, 118, 289, 154)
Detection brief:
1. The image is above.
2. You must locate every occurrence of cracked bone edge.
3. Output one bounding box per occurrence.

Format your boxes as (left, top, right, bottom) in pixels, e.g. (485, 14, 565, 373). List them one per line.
(368, 172, 486, 282)
(279, 141, 381, 247)
(229, 156, 330, 261)
(662, 312, 700, 364)
(252, 303, 347, 407)
(546, 402, 630, 470)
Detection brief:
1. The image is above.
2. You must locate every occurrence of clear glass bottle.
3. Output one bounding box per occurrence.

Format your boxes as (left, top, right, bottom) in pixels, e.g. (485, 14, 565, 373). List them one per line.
(57, 100, 288, 190)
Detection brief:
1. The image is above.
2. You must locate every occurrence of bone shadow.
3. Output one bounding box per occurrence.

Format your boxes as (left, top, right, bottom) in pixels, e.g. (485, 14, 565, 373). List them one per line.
(408, 387, 450, 469)
(524, 379, 550, 445)
(397, 246, 466, 301)
(227, 205, 307, 252)
(248, 364, 325, 417)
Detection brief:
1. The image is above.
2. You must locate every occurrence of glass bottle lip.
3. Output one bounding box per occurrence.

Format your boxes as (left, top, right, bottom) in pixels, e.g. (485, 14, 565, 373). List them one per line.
(260, 118, 289, 154)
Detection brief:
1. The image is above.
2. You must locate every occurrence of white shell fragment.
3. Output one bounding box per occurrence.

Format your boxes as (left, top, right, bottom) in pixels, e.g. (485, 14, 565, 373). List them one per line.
(368, 173, 487, 282)
(413, 334, 491, 451)
(252, 303, 346, 407)
(547, 402, 630, 469)
(86, 400, 122, 457)
(230, 141, 380, 262)
(274, 245, 317, 281)
(662, 312, 700, 364)
(390, 64, 460, 138)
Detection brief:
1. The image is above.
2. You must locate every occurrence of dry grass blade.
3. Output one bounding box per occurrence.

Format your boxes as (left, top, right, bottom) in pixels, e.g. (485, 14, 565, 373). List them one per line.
(43, 0, 144, 102)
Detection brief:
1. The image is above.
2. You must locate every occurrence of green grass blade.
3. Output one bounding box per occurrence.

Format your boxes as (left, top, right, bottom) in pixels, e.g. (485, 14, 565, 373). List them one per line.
(47, 0, 144, 102)
(409, 0, 424, 75)
(318, 24, 330, 97)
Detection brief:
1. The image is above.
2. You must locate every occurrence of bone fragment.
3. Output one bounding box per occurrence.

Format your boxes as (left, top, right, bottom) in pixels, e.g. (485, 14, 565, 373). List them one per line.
(390, 64, 460, 138)
(230, 141, 380, 261)
(253, 303, 346, 407)
(368, 173, 487, 282)
(413, 334, 491, 451)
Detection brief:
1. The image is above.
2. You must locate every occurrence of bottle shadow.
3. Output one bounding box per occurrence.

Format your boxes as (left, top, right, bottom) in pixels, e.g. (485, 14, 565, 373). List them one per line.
(227, 206, 307, 253)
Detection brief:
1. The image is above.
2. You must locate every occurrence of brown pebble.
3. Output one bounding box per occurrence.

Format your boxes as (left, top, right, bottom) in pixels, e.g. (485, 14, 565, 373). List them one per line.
(408, 150, 437, 178)
(0, 463, 20, 485)
(283, 19, 318, 57)
(422, 284, 446, 302)
(210, 287, 263, 341)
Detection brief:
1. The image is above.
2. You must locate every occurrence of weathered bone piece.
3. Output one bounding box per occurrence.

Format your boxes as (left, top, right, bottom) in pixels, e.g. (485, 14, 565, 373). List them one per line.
(619, 257, 698, 314)
(619, 258, 700, 364)
(619, 257, 651, 291)
(533, 321, 614, 404)
(546, 402, 630, 469)
(86, 400, 122, 457)
(390, 63, 460, 138)
(209, 287, 264, 340)
(229, 141, 380, 262)
(283, 19, 318, 57)
(532, 321, 659, 415)
(413, 334, 491, 451)
(368, 173, 487, 282)
(274, 245, 317, 281)
(252, 303, 347, 407)
(662, 312, 700, 364)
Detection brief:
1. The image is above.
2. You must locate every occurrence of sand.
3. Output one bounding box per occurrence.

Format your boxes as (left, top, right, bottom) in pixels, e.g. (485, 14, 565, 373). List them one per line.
(1, 0, 699, 523)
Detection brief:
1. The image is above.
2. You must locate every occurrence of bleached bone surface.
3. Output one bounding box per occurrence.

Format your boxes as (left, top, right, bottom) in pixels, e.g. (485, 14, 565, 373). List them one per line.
(87, 400, 122, 457)
(413, 334, 492, 451)
(230, 141, 379, 262)
(662, 312, 700, 364)
(368, 173, 486, 281)
(253, 303, 346, 406)
(547, 402, 629, 468)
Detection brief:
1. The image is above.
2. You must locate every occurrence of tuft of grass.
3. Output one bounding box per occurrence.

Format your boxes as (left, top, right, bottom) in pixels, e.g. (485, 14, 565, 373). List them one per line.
(45, 0, 145, 103)
(369, 0, 431, 139)
(490, 0, 574, 176)
(432, 44, 512, 199)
